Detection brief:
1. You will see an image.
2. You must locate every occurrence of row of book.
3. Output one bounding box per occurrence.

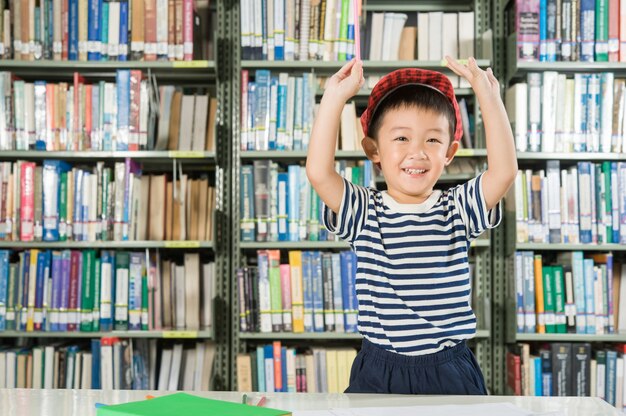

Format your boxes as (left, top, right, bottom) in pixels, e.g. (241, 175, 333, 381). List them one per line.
(0, 160, 216, 242)
(240, 0, 359, 62)
(240, 160, 374, 242)
(0, 0, 212, 62)
(240, 70, 316, 152)
(507, 342, 626, 409)
(506, 72, 626, 154)
(237, 250, 358, 334)
(513, 0, 626, 62)
(236, 342, 357, 393)
(0, 250, 215, 332)
(0, 339, 215, 391)
(514, 251, 624, 335)
(0, 71, 217, 152)
(514, 162, 626, 245)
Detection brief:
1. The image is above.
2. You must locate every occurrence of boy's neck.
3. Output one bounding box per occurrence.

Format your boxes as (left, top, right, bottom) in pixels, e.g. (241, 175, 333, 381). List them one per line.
(385, 188, 435, 205)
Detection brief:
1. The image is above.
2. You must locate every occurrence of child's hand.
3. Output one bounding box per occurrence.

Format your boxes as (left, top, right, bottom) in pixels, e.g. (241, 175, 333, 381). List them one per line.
(323, 59, 365, 103)
(445, 56, 500, 98)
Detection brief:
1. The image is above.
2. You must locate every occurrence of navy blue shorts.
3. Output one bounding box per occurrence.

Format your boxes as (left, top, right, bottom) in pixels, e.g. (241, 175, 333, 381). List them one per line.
(345, 338, 488, 395)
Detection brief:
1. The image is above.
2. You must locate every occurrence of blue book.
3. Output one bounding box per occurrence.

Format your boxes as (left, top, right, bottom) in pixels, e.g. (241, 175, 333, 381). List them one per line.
(49, 251, 62, 331)
(280, 347, 287, 392)
(274, 0, 284, 60)
(583, 258, 596, 334)
(88, 0, 102, 60)
(240, 165, 256, 241)
(91, 339, 101, 389)
(302, 251, 313, 333)
(101, 1, 109, 61)
(116, 70, 131, 150)
(514, 252, 525, 333)
(301, 74, 311, 150)
(264, 344, 274, 392)
(287, 165, 300, 241)
(606, 350, 617, 405)
(580, 0, 596, 61)
(72, 169, 83, 241)
(611, 162, 620, 243)
(276, 75, 287, 150)
(310, 251, 324, 332)
(331, 253, 344, 332)
(0, 251, 9, 331)
(256, 345, 266, 393)
(539, 0, 548, 61)
(522, 251, 536, 333)
(99, 250, 114, 331)
(293, 77, 304, 150)
(118, 0, 129, 61)
(254, 70, 271, 151)
(277, 173, 289, 241)
(268, 77, 278, 150)
(534, 356, 543, 396)
(340, 250, 358, 333)
(68, 0, 79, 60)
(34, 251, 49, 331)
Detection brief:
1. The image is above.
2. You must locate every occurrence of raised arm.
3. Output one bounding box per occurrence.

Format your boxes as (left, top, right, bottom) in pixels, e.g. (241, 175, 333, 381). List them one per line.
(306, 59, 364, 213)
(445, 56, 518, 210)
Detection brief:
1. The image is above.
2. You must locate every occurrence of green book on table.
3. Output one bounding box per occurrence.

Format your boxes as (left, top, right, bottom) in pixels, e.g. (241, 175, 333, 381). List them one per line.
(96, 393, 291, 416)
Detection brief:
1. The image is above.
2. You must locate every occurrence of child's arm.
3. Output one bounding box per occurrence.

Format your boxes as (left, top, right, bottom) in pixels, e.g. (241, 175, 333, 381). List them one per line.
(306, 59, 364, 214)
(446, 56, 518, 211)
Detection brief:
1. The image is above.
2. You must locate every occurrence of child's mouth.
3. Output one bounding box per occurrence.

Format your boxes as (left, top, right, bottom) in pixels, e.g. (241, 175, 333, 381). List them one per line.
(403, 168, 427, 175)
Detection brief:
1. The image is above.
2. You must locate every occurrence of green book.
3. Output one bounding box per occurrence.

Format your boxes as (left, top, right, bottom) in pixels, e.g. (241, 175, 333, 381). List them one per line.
(80, 250, 96, 332)
(553, 265, 567, 333)
(542, 266, 556, 333)
(96, 393, 291, 416)
(59, 172, 68, 241)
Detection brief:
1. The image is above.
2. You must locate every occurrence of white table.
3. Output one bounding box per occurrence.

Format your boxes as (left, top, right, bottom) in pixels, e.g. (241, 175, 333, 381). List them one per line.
(0, 389, 619, 416)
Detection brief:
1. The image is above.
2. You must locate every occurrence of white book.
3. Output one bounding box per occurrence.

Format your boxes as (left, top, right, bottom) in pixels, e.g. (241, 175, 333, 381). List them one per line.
(156, 86, 175, 150)
(285, 0, 296, 60)
(182, 349, 195, 391)
(193, 342, 205, 391)
(367, 13, 385, 89)
(340, 103, 357, 151)
(32, 347, 43, 389)
(267, 0, 274, 60)
(389, 13, 408, 61)
(175, 264, 186, 329)
(24, 83, 35, 149)
(139, 81, 149, 149)
(505, 83, 528, 152)
(587, 74, 601, 152)
(541, 71, 558, 152)
(201, 262, 215, 329)
(274, 0, 285, 59)
(381, 13, 394, 61)
(184, 253, 200, 330)
(618, 266, 626, 333)
(458, 12, 474, 88)
(527, 73, 542, 152)
(428, 12, 443, 60)
(0, 352, 5, 389)
(157, 348, 172, 390)
(168, 344, 183, 391)
(53, 0, 63, 59)
(442, 13, 459, 88)
(100, 344, 113, 390)
(191, 94, 209, 151)
(44, 346, 54, 389)
(107, 2, 121, 59)
(591, 359, 597, 397)
(600, 73, 614, 153)
(417, 13, 429, 60)
(156, 0, 169, 56)
(81, 353, 92, 389)
(178, 95, 195, 151)
(5, 351, 15, 388)
(298, 0, 311, 61)
(555, 75, 568, 152)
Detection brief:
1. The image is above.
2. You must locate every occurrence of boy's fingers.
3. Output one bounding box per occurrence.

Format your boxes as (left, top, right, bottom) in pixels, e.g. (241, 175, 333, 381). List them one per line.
(337, 58, 357, 77)
(445, 56, 472, 79)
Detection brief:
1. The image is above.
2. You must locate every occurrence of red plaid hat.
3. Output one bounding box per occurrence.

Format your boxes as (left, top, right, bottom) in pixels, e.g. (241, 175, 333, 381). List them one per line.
(360, 68, 463, 142)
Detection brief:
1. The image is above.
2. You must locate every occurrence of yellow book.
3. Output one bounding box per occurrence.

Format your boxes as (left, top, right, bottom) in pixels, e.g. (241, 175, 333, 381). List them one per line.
(288, 251, 304, 333)
(326, 349, 339, 393)
(336, 349, 349, 393)
(26, 249, 39, 332)
(534, 255, 546, 333)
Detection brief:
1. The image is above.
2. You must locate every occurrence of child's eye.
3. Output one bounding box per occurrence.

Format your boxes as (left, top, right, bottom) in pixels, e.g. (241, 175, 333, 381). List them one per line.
(394, 136, 409, 142)
(427, 138, 442, 144)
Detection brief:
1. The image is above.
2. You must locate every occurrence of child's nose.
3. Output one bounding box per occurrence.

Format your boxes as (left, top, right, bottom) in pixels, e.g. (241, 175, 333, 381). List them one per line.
(407, 142, 427, 159)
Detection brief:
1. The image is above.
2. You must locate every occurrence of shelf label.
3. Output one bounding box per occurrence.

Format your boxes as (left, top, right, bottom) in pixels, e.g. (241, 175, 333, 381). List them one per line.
(172, 60, 210, 68)
(168, 150, 206, 158)
(164, 241, 201, 248)
(456, 149, 475, 157)
(162, 331, 198, 339)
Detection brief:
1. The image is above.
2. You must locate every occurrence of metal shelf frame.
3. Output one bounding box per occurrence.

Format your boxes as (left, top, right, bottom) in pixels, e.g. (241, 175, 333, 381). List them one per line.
(0, 330, 214, 339)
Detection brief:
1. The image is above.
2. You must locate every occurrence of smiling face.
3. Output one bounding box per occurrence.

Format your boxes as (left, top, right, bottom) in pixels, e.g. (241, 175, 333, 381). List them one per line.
(363, 105, 459, 204)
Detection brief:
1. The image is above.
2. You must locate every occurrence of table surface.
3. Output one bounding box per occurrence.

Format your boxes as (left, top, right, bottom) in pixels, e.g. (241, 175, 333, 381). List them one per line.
(0, 389, 620, 416)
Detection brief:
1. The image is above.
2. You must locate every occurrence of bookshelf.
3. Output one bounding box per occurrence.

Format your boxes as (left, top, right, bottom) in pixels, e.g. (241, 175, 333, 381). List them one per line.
(0, 0, 232, 392)
(497, 0, 626, 404)
(231, 0, 497, 394)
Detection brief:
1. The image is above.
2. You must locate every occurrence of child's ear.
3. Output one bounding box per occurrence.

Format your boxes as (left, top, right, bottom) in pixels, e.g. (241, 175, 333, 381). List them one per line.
(445, 140, 459, 166)
(361, 136, 381, 165)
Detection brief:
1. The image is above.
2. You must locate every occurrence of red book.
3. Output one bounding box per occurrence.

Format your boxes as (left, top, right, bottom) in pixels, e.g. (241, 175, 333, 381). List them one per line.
(85, 84, 93, 149)
(273, 341, 283, 392)
(608, 0, 620, 61)
(62, 0, 69, 60)
(182, 0, 193, 60)
(67, 250, 81, 331)
(506, 351, 522, 395)
(73, 73, 86, 151)
(20, 162, 36, 241)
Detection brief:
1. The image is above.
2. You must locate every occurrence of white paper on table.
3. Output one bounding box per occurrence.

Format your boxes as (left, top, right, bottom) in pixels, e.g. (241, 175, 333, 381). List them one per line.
(293, 403, 566, 416)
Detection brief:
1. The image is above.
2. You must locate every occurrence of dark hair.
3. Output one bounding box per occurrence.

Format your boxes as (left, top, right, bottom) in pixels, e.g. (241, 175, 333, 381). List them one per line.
(367, 84, 456, 142)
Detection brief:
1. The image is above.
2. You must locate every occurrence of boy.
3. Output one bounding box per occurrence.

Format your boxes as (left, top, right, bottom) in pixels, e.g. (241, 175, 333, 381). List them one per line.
(306, 57, 517, 395)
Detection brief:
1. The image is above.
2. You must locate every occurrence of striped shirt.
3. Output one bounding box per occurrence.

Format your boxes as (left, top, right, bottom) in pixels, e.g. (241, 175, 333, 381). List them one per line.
(322, 173, 502, 356)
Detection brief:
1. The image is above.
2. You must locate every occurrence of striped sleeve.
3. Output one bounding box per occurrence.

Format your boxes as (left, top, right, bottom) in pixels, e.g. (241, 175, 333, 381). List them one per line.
(321, 178, 369, 243)
(452, 173, 503, 240)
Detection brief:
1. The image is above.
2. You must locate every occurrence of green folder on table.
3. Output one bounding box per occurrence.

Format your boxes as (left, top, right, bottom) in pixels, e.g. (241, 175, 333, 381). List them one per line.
(96, 393, 291, 416)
